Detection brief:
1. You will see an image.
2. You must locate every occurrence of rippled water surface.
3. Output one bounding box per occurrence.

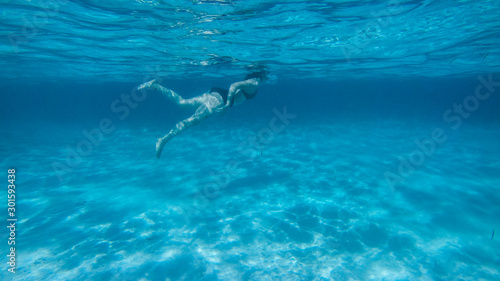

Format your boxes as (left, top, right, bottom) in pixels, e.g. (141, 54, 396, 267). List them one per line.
(1, 1, 500, 281)
(1, 0, 499, 81)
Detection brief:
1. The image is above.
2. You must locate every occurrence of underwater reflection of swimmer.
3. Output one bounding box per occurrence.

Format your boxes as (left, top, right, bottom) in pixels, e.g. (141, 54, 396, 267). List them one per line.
(138, 70, 268, 158)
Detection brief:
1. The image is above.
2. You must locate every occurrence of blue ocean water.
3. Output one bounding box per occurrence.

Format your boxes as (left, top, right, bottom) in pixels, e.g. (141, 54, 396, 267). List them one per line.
(1, 0, 500, 280)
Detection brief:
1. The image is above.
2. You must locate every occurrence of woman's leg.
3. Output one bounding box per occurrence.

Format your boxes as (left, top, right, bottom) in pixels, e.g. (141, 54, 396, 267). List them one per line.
(138, 79, 210, 108)
(155, 94, 222, 158)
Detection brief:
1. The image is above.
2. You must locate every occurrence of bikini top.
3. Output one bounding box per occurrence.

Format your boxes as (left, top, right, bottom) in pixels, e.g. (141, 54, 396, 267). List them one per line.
(241, 89, 257, 100)
(210, 87, 257, 107)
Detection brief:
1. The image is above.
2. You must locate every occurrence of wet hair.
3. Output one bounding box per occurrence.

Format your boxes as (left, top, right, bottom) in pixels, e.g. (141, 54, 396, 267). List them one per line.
(245, 70, 269, 81)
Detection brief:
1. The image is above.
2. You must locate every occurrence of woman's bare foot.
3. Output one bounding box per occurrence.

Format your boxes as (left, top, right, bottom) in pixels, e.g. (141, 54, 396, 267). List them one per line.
(138, 79, 157, 90)
(156, 137, 166, 159)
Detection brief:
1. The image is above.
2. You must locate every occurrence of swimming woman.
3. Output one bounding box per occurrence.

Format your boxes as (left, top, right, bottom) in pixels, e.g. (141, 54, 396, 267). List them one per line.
(137, 70, 268, 158)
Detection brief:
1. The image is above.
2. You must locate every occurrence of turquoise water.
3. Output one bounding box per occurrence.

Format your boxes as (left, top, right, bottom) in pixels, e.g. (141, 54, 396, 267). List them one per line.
(1, 1, 500, 280)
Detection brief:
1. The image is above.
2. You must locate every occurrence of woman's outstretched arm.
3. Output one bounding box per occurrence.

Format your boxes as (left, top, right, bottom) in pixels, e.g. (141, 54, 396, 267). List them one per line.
(225, 78, 260, 107)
